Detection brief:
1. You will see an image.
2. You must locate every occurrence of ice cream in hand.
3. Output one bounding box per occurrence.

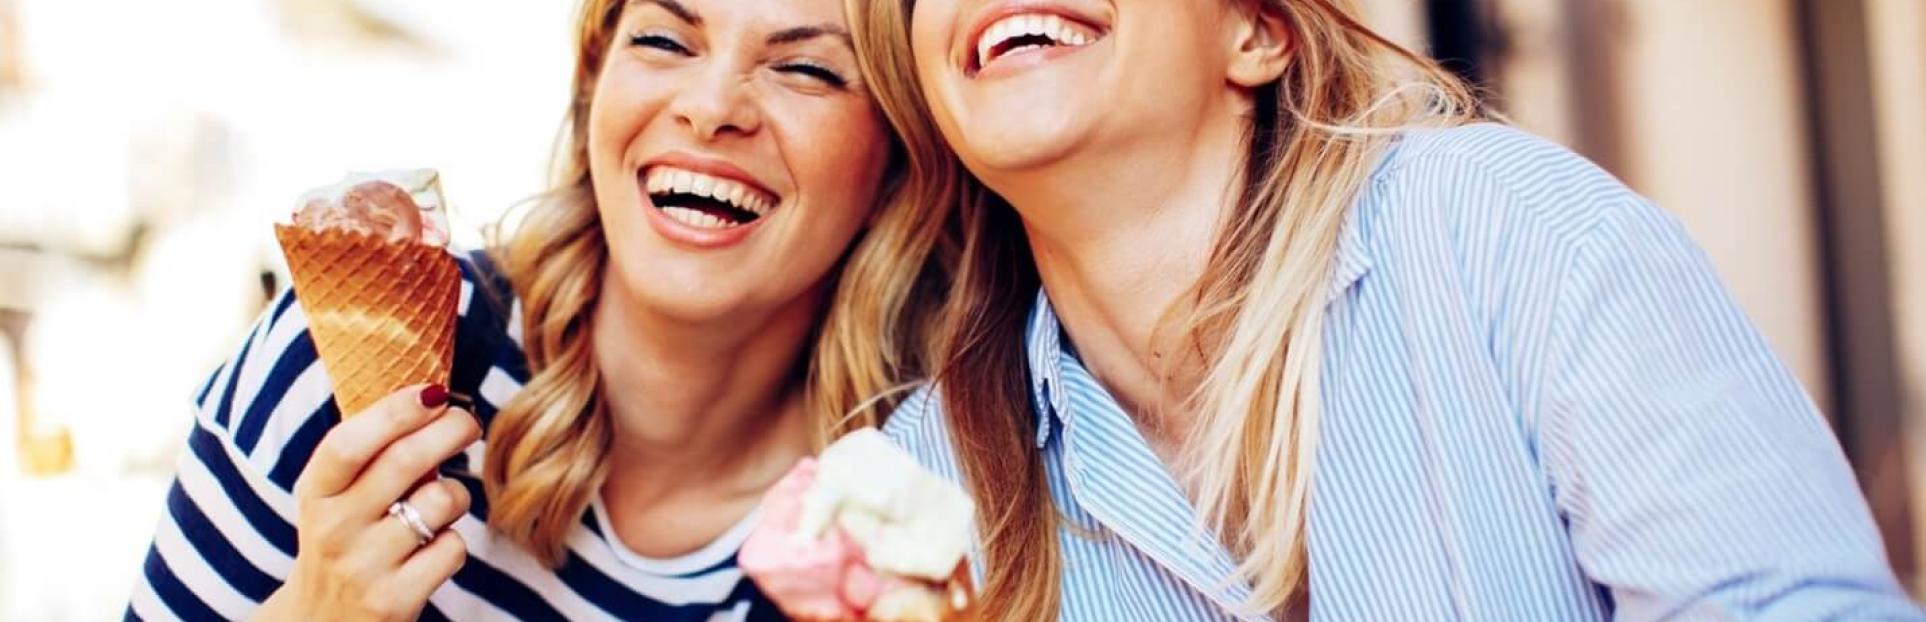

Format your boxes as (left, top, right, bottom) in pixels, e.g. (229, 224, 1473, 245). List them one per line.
(275, 170, 459, 416)
(741, 429, 976, 622)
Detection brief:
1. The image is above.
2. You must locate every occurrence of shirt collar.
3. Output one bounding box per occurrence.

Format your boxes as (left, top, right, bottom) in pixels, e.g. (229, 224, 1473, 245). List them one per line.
(1327, 192, 1376, 304)
(1024, 300, 1264, 617)
(1024, 200, 1376, 448)
(1025, 289, 1068, 448)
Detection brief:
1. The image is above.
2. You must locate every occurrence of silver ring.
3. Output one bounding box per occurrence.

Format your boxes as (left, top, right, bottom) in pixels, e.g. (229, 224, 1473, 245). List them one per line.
(386, 500, 436, 546)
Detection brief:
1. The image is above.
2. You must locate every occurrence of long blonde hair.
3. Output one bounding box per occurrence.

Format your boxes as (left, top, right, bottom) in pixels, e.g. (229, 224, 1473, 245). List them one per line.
(483, 0, 951, 567)
(848, 0, 1479, 616)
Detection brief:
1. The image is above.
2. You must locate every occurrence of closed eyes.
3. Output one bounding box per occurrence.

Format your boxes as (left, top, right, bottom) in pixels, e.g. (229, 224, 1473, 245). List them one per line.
(630, 32, 691, 55)
(626, 30, 850, 91)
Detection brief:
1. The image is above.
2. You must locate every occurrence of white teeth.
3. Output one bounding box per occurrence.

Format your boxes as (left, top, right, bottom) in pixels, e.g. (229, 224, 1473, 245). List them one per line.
(644, 165, 776, 217)
(1047, 16, 1088, 46)
(661, 205, 728, 229)
(975, 12, 1097, 70)
(727, 185, 748, 213)
(974, 24, 998, 67)
(661, 205, 734, 230)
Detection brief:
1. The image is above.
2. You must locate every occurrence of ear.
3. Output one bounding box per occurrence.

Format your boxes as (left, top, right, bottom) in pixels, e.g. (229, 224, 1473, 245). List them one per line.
(1225, 2, 1291, 88)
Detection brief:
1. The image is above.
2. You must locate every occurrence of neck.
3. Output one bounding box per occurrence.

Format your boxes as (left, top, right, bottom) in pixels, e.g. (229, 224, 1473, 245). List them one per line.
(996, 99, 1250, 450)
(589, 279, 819, 501)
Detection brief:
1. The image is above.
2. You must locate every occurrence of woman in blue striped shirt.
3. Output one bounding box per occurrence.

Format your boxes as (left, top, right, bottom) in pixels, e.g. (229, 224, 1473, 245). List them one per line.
(833, 0, 1923, 619)
(128, 0, 946, 619)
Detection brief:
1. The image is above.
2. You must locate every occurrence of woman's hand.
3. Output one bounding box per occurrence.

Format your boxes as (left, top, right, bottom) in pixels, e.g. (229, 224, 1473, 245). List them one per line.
(253, 384, 481, 621)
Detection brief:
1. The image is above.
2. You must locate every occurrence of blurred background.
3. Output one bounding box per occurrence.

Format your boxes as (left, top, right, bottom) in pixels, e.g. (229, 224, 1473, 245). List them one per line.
(0, 0, 569, 619)
(0, 0, 1920, 619)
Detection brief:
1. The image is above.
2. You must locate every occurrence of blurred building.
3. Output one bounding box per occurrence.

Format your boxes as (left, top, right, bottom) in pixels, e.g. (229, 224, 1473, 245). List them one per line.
(0, 0, 1921, 620)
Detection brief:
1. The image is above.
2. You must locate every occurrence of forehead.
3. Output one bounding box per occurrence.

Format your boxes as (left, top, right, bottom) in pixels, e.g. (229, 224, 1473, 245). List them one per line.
(622, 0, 850, 29)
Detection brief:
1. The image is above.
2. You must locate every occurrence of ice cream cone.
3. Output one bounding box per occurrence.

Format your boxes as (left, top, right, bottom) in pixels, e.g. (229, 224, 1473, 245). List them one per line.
(274, 224, 459, 416)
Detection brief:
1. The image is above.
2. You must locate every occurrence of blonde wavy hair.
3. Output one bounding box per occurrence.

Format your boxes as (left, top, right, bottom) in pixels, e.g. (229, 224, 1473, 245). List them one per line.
(847, 0, 1480, 616)
(482, 0, 952, 567)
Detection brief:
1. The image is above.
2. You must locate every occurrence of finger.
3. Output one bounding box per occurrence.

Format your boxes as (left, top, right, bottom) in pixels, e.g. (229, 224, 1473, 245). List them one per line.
(759, 458, 817, 532)
(343, 408, 481, 513)
(391, 529, 468, 607)
(296, 384, 451, 498)
(743, 458, 812, 539)
(360, 477, 473, 568)
(837, 526, 886, 612)
(746, 524, 862, 621)
(840, 558, 882, 611)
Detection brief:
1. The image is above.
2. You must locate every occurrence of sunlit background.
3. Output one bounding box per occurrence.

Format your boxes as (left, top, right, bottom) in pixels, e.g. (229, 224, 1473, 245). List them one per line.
(1, 0, 1923, 619)
(0, 0, 569, 618)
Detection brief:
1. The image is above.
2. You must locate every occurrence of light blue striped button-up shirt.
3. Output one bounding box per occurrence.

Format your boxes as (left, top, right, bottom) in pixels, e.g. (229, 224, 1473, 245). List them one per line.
(882, 124, 1923, 620)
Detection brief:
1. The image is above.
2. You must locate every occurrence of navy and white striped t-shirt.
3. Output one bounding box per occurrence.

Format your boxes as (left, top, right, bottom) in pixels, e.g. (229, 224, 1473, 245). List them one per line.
(127, 253, 785, 621)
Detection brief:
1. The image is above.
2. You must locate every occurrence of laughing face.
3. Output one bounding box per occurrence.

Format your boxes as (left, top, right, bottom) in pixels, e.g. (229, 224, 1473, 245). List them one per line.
(588, 0, 891, 322)
(908, 0, 1247, 181)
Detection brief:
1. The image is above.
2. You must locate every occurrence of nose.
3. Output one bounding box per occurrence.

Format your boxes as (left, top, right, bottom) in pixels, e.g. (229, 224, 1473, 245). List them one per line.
(668, 64, 763, 141)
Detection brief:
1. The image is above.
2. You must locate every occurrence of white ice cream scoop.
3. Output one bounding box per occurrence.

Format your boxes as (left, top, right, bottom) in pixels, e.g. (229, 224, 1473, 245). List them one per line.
(796, 428, 976, 583)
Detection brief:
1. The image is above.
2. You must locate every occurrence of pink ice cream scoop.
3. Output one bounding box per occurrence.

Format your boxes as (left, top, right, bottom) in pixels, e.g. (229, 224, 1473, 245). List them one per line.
(741, 430, 975, 622)
(740, 459, 872, 620)
(294, 181, 422, 245)
(290, 169, 450, 247)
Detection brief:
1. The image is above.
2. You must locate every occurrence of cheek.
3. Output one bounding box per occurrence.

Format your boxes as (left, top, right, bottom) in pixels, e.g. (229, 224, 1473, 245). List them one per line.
(908, 11, 970, 150)
(585, 79, 621, 162)
(908, 2, 955, 91)
(791, 108, 892, 226)
(1126, 4, 1231, 85)
(585, 67, 661, 172)
(907, 4, 944, 68)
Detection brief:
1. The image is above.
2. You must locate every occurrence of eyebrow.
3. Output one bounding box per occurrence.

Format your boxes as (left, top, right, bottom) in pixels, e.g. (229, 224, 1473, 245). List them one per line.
(767, 24, 853, 47)
(626, 1, 850, 49)
(630, 0, 701, 27)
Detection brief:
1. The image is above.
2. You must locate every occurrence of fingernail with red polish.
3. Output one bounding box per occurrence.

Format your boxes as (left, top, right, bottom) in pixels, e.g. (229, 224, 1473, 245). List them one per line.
(419, 384, 450, 409)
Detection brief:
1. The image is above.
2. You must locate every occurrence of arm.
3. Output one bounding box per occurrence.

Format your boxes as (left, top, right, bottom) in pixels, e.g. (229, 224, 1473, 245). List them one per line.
(127, 295, 307, 621)
(126, 292, 475, 622)
(1539, 200, 1921, 620)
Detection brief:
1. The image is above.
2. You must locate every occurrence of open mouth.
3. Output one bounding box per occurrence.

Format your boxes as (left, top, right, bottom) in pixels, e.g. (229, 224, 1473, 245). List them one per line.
(643, 166, 777, 230)
(969, 11, 1105, 75)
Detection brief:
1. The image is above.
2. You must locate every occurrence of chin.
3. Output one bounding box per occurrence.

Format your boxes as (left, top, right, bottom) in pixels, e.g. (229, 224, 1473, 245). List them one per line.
(938, 68, 1114, 175)
(610, 258, 750, 322)
(639, 286, 753, 324)
(952, 104, 1097, 174)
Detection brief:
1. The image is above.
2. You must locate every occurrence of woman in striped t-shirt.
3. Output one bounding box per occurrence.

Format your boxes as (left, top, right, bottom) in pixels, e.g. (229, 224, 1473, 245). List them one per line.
(128, 0, 945, 619)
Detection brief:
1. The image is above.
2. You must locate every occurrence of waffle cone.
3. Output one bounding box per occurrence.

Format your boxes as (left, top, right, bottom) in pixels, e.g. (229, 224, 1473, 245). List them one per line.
(275, 224, 459, 416)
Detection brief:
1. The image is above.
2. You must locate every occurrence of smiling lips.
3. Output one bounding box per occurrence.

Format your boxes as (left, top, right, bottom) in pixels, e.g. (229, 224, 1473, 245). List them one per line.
(971, 11, 1103, 74)
(643, 165, 778, 230)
